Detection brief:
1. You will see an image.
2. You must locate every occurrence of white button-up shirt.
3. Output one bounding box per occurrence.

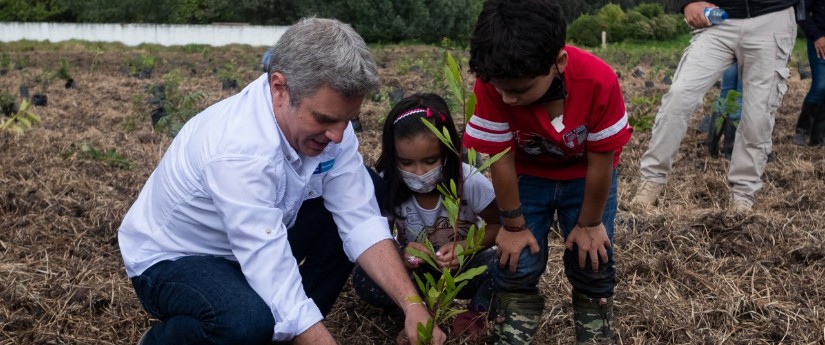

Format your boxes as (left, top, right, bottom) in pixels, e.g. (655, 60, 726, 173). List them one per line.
(118, 74, 392, 341)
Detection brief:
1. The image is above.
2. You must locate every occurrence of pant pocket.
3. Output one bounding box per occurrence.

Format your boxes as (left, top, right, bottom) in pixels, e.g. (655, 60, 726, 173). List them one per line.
(770, 67, 791, 112)
(774, 34, 794, 60)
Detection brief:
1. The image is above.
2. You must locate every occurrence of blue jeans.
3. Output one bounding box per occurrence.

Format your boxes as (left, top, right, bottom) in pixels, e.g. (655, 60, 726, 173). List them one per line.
(804, 39, 825, 105)
(491, 171, 617, 299)
(713, 63, 743, 121)
(131, 167, 383, 344)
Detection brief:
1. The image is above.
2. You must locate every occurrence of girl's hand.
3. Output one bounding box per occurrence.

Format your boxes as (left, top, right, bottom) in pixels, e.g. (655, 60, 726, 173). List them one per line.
(403, 242, 430, 269)
(564, 223, 610, 272)
(434, 241, 464, 270)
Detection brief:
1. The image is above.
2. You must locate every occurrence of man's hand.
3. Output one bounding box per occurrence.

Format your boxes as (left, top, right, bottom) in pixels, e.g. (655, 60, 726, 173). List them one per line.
(401, 303, 447, 345)
(357, 240, 445, 344)
(496, 229, 539, 273)
(564, 223, 610, 272)
(684, 1, 717, 29)
(293, 322, 337, 345)
(815, 37, 825, 59)
(435, 241, 463, 270)
(403, 242, 430, 269)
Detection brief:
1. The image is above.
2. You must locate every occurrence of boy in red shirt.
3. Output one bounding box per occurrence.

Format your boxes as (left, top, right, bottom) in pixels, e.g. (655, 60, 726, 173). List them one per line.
(463, 0, 631, 343)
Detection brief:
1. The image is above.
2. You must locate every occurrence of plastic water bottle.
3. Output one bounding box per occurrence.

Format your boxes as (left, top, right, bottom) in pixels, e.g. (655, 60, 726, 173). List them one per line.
(704, 8, 729, 25)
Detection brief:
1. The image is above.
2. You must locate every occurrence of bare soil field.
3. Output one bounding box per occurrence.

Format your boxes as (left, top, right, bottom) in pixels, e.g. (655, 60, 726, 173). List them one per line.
(0, 41, 823, 344)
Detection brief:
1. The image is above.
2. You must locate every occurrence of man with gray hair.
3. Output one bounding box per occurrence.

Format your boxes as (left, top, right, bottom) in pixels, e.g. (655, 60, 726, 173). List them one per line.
(119, 17, 445, 345)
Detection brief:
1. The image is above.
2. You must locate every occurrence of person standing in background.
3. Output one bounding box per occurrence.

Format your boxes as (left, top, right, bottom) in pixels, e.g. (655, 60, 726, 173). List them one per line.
(631, 0, 799, 212)
(794, 0, 825, 146)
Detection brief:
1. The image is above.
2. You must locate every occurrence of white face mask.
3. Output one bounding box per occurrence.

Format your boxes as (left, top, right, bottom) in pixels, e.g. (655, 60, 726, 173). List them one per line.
(399, 165, 442, 193)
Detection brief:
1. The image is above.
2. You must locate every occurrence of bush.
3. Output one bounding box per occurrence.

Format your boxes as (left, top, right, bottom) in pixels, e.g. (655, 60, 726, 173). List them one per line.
(572, 3, 688, 44)
(621, 10, 652, 40)
(607, 22, 632, 42)
(635, 3, 664, 19)
(568, 14, 604, 47)
(650, 14, 687, 40)
(597, 4, 625, 25)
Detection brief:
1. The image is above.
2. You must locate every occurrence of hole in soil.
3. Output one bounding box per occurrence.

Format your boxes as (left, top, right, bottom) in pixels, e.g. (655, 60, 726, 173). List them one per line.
(31, 94, 47, 106)
(221, 79, 239, 90)
(789, 246, 825, 266)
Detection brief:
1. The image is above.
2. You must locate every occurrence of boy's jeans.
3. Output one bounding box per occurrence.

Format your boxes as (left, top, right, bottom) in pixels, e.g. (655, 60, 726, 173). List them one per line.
(491, 171, 617, 299)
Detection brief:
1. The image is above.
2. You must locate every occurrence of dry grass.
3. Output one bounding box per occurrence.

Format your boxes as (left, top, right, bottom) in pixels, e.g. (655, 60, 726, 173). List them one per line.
(1, 42, 823, 345)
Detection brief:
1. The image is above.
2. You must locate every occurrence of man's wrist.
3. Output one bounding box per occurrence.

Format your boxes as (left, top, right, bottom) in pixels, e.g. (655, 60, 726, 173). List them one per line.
(403, 301, 427, 315)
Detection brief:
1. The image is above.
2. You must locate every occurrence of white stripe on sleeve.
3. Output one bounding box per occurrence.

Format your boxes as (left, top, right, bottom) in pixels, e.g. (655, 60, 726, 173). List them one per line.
(587, 112, 628, 142)
(466, 125, 513, 143)
(469, 116, 510, 132)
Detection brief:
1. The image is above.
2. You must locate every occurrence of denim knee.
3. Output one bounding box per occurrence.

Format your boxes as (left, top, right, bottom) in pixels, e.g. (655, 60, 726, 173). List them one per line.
(209, 298, 274, 344)
(491, 246, 548, 293)
(563, 251, 616, 298)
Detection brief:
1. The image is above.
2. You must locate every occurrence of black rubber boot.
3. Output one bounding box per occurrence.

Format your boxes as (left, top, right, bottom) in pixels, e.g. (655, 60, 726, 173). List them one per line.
(810, 105, 825, 146)
(794, 102, 818, 146)
(722, 118, 738, 159)
(705, 110, 724, 158)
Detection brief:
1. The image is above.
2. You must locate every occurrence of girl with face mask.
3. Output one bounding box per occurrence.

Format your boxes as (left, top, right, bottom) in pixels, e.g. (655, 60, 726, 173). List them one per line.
(352, 93, 501, 343)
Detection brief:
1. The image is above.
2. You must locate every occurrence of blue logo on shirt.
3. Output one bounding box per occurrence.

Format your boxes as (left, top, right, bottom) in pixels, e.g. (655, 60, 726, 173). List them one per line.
(313, 159, 335, 174)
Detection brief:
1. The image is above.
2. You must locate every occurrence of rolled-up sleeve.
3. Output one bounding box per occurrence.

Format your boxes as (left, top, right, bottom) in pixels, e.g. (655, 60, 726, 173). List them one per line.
(322, 128, 393, 261)
(202, 156, 322, 341)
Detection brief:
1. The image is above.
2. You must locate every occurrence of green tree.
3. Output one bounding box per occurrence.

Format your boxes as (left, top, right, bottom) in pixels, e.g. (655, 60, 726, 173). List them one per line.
(0, 0, 66, 21)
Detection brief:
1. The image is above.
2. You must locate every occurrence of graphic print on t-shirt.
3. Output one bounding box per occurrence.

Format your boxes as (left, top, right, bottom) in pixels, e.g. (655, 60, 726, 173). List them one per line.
(513, 124, 588, 160)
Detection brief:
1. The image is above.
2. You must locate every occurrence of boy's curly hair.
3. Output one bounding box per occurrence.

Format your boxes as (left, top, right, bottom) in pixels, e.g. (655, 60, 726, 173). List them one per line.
(469, 0, 567, 82)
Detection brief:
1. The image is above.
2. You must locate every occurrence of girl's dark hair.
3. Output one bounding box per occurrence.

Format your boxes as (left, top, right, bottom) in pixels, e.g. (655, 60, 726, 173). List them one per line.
(375, 93, 463, 219)
(469, 0, 567, 82)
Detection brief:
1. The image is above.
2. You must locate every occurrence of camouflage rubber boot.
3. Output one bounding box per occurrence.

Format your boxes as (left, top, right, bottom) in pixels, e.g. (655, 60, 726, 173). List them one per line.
(493, 292, 545, 345)
(572, 292, 615, 345)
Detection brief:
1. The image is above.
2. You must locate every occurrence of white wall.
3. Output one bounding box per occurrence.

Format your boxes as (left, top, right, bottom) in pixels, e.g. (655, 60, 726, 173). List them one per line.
(0, 22, 288, 47)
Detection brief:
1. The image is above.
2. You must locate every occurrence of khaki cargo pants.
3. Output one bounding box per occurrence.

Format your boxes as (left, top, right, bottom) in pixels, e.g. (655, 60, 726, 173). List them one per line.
(639, 6, 797, 202)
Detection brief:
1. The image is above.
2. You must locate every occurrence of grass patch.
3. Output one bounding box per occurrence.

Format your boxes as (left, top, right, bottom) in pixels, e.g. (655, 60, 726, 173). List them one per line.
(64, 142, 133, 169)
(590, 34, 691, 68)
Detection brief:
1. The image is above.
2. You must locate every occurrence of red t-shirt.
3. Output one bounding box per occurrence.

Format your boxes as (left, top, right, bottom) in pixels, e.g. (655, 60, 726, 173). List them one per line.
(463, 45, 632, 181)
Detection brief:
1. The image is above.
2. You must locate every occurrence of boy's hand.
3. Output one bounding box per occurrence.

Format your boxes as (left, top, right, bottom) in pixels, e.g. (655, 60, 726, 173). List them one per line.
(403, 242, 430, 268)
(496, 229, 539, 273)
(564, 223, 610, 272)
(683, 1, 717, 28)
(435, 241, 464, 270)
